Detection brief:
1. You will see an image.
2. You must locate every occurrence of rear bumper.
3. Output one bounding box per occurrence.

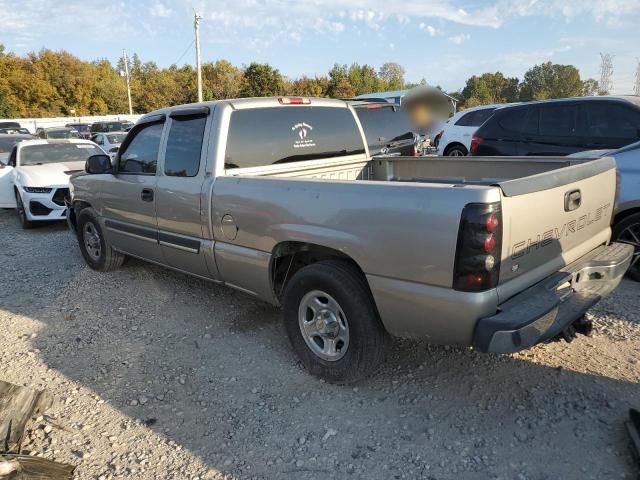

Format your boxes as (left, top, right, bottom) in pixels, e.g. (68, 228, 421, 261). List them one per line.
(473, 242, 634, 353)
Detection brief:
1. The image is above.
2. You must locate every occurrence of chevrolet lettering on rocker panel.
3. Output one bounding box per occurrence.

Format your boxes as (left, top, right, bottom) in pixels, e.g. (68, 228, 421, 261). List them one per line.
(66, 97, 633, 383)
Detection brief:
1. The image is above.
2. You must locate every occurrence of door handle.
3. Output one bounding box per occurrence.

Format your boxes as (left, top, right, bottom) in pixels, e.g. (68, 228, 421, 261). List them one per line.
(141, 188, 154, 202)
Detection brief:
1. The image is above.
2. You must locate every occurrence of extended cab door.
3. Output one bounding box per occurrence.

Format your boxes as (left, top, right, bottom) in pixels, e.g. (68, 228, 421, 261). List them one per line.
(155, 106, 215, 278)
(99, 115, 165, 262)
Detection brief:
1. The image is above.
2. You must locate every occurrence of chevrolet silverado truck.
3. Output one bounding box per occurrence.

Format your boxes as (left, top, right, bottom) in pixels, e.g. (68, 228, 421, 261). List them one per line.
(66, 97, 633, 383)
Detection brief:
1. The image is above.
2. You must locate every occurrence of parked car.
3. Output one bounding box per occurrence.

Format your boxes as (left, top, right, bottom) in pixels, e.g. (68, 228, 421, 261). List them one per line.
(0, 121, 22, 130)
(91, 132, 126, 157)
(351, 101, 423, 157)
(434, 104, 502, 156)
(0, 126, 32, 135)
(0, 139, 104, 228)
(0, 133, 36, 155)
(66, 97, 632, 383)
(470, 96, 640, 156)
(570, 141, 640, 281)
(66, 123, 92, 139)
(90, 121, 125, 133)
(37, 127, 81, 140)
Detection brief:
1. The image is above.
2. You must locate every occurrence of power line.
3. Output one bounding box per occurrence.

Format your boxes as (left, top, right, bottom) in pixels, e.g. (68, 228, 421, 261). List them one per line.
(174, 39, 195, 66)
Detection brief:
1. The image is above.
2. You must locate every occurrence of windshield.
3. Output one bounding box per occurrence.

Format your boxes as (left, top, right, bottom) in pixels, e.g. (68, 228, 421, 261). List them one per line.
(106, 134, 125, 144)
(47, 129, 79, 139)
(106, 122, 123, 132)
(69, 124, 90, 132)
(20, 143, 103, 166)
(0, 137, 29, 153)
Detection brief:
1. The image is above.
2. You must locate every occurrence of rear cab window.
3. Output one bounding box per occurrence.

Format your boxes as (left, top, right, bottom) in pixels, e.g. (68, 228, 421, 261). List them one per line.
(354, 105, 414, 147)
(225, 106, 365, 170)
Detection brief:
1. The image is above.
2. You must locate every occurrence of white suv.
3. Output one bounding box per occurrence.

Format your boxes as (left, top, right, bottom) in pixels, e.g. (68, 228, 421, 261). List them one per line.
(434, 104, 502, 156)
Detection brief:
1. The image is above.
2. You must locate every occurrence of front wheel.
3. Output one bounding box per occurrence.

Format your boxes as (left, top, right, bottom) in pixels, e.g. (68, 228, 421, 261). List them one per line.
(15, 191, 34, 229)
(77, 208, 125, 272)
(283, 260, 389, 384)
(613, 212, 640, 282)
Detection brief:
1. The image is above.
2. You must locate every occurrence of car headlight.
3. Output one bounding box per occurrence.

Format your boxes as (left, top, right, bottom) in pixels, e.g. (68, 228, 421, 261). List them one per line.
(23, 187, 53, 193)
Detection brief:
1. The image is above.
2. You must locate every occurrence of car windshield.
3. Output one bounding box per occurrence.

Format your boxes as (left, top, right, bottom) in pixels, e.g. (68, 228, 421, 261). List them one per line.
(69, 124, 90, 132)
(46, 129, 79, 139)
(106, 122, 123, 132)
(20, 143, 103, 166)
(106, 134, 125, 144)
(0, 137, 29, 153)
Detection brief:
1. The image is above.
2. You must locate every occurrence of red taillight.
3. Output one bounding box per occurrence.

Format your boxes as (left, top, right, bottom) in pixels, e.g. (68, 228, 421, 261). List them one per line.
(483, 235, 496, 253)
(470, 135, 483, 154)
(485, 213, 499, 232)
(366, 103, 387, 109)
(453, 203, 502, 292)
(278, 97, 311, 105)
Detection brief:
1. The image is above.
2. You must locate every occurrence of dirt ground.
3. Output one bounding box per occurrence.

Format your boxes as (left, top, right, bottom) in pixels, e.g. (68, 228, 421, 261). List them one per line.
(0, 208, 639, 480)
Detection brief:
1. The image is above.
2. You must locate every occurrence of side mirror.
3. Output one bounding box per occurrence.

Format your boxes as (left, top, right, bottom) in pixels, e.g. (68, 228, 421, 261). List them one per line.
(86, 154, 113, 174)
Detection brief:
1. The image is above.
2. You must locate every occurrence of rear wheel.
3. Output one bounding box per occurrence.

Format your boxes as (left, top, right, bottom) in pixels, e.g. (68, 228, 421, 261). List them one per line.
(77, 208, 125, 272)
(613, 212, 640, 282)
(15, 191, 34, 229)
(283, 260, 389, 384)
(445, 144, 468, 157)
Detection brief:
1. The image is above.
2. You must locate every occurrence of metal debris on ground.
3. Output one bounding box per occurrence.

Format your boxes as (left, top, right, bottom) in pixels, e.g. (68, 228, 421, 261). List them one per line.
(0, 381, 75, 479)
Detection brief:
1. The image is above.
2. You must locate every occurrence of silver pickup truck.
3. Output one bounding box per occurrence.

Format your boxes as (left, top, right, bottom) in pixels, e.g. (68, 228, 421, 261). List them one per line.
(67, 97, 633, 383)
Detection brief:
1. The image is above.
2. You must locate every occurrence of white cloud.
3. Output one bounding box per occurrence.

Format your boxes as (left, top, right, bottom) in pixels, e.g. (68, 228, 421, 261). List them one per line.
(419, 23, 440, 36)
(149, 2, 173, 18)
(447, 33, 470, 45)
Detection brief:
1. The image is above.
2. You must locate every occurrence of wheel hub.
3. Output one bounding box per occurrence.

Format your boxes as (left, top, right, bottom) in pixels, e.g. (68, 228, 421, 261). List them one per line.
(298, 290, 350, 362)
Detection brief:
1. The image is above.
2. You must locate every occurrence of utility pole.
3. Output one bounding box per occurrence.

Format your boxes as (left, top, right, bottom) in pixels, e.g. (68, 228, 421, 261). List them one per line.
(122, 49, 133, 115)
(194, 10, 203, 103)
(599, 53, 614, 95)
(634, 59, 640, 96)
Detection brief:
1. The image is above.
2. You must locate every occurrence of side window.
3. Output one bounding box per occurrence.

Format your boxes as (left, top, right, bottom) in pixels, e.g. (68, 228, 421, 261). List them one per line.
(118, 122, 164, 174)
(585, 102, 640, 139)
(498, 107, 528, 134)
(94, 135, 103, 145)
(455, 111, 476, 127)
(164, 115, 207, 177)
(472, 108, 496, 126)
(539, 104, 581, 137)
(225, 107, 365, 170)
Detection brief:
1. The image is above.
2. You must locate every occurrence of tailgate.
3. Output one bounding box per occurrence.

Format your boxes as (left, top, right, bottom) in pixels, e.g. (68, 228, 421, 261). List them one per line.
(497, 157, 616, 301)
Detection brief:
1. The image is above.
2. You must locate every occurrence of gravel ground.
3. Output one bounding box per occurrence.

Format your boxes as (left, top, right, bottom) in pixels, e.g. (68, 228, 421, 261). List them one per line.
(0, 207, 639, 480)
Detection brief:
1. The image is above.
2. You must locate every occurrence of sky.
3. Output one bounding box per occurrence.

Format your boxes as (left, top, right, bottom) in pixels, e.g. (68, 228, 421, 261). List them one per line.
(1, 0, 639, 94)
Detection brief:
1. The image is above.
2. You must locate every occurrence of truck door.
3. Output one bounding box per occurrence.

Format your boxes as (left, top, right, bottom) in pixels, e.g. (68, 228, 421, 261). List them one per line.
(0, 148, 16, 208)
(98, 115, 165, 263)
(155, 106, 215, 278)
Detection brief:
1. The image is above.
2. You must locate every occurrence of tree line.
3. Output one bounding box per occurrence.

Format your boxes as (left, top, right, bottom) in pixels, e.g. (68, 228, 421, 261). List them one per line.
(0, 44, 603, 118)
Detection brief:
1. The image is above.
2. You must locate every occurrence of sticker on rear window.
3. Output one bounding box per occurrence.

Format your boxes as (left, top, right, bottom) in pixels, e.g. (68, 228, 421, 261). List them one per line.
(291, 122, 316, 149)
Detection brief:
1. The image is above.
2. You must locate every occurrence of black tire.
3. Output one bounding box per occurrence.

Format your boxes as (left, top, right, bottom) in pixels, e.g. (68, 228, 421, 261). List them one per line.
(444, 144, 468, 157)
(77, 207, 125, 272)
(15, 191, 35, 229)
(613, 212, 640, 282)
(282, 260, 389, 384)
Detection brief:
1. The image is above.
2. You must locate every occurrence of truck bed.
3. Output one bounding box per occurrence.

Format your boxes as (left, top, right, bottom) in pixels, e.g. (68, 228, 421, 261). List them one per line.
(228, 155, 604, 191)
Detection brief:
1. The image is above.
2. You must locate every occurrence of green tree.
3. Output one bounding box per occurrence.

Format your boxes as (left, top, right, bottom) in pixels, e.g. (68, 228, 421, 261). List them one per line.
(287, 75, 329, 97)
(460, 72, 519, 108)
(519, 62, 584, 100)
(378, 62, 405, 90)
(241, 63, 284, 97)
(202, 60, 244, 100)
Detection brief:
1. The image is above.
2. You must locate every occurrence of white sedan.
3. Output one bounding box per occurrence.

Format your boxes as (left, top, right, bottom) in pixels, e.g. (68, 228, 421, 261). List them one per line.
(434, 104, 503, 156)
(0, 139, 105, 228)
(91, 132, 126, 158)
